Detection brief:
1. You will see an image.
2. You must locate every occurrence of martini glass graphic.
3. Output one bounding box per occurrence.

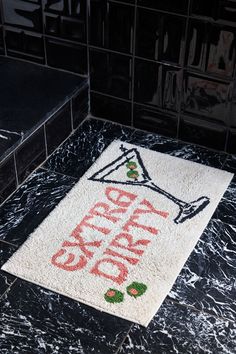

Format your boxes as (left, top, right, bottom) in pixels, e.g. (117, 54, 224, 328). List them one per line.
(88, 145, 210, 224)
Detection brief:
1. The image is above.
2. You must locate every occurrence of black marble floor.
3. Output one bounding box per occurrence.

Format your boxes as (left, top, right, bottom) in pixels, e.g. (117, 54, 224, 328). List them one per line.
(0, 56, 87, 162)
(0, 117, 235, 353)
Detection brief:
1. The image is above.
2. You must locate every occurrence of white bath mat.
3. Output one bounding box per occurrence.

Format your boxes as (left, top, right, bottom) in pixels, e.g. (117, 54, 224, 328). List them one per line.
(1, 141, 233, 326)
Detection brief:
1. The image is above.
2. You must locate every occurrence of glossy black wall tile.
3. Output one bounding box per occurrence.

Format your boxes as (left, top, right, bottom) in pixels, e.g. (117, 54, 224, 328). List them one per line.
(5, 26, 45, 63)
(15, 127, 46, 184)
(90, 92, 132, 125)
(136, 8, 186, 65)
(2, 0, 43, 32)
(133, 104, 178, 137)
(0, 156, 16, 203)
(191, 0, 236, 23)
(183, 73, 229, 122)
(0, 3, 2, 24)
(43, 0, 87, 43)
(1, 0, 88, 71)
(90, 0, 134, 54)
(72, 85, 89, 128)
(179, 115, 227, 150)
(0, 26, 4, 54)
(227, 88, 236, 153)
(134, 59, 182, 112)
(46, 37, 87, 74)
(186, 20, 236, 78)
(227, 128, 236, 153)
(90, 48, 132, 99)
(45, 102, 71, 155)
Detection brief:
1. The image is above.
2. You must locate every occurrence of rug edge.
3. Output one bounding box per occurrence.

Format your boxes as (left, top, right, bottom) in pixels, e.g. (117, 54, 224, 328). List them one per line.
(0, 263, 151, 327)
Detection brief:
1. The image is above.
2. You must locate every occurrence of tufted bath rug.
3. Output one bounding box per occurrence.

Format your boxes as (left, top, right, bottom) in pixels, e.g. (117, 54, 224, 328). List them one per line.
(1, 141, 233, 326)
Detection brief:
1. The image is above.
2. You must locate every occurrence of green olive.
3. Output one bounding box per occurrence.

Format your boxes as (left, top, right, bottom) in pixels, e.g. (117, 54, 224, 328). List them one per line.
(127, 170, 139, 179)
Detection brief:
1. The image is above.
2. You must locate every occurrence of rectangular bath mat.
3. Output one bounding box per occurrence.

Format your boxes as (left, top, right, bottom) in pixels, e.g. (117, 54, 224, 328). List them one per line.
(1, 141, 233, 326)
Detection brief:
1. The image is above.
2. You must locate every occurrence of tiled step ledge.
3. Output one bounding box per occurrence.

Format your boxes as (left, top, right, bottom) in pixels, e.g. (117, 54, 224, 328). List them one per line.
(0, 84, 89, 205)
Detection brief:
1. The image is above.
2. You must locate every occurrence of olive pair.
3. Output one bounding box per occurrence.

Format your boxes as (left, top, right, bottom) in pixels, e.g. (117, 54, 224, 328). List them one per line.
(126, 161, 139, 179)
(104, 281, 147, 303)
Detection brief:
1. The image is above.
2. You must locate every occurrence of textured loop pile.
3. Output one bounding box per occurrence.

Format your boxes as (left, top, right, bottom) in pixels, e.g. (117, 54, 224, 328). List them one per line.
(1, 141, 233, 326)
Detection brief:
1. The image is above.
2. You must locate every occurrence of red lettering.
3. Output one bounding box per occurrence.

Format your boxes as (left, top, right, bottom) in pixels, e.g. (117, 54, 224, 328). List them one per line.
(104, 248, 139, 265)
(110, 233, 150, 255)
(123, 214, 158, 235)
(105, 187, 137, 207)
(75, 215, 111, 235)
(62, 238, 102, 259)
(51, 248, 87, 271)
(134, 199, 169, 218)
(89, 202, 126, 223)
(90, 258, 128, 284)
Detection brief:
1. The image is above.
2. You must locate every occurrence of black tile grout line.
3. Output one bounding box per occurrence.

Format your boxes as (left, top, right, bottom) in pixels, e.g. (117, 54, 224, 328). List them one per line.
(3, 23, 88, 48)
(44, 32, 87, 47)
(0, 0, 6, 55)
(115, 324, 134, 354)
(43, 124, 48, 158)
(0, 114, 89, 209)
(224, 128, 231, 153)
(0, 83, 88, 166)
(91, 89, 132, 103)
(6, 49, 45, 62)
(40, 0, 48, 66)
(109, 0, 135, 7)
(70, 99, 74, 131)
(88, 114, 231, 158)
(13, 151, 19, 187)
(130, 0, 137, 127)
(86, 0, 91, 114)
(0, 0, 3, 24)
(0, 239, 17, 248)
(176, 0, 191, 139)
(89, 44, 133, 58)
